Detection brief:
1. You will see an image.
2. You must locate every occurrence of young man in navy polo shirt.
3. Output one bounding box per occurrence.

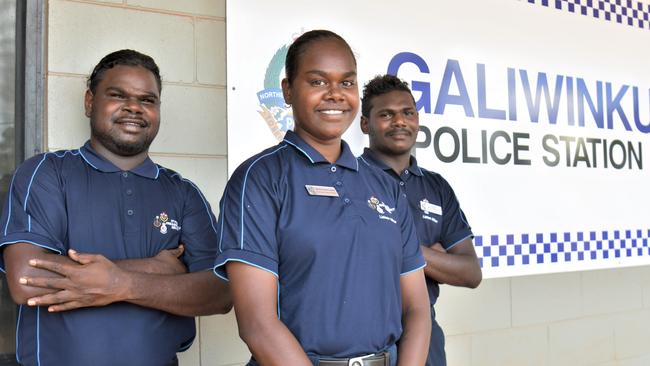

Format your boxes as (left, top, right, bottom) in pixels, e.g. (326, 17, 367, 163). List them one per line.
(360, 74, 482, 366)
(0, 50, 231, 366)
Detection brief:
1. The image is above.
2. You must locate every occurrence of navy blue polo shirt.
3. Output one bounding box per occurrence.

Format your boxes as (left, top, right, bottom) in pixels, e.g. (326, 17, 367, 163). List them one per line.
(213, 130, 425, 359)
(0, 141, 220, 366)
(360, 149, 473, 305)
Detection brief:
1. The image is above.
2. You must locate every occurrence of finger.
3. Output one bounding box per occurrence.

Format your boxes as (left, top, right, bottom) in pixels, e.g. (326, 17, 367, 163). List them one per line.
(48, 301, 85, 312)
(20, 276, 70, 290)
(68, 250, 98, 265)
(172, 244, 185, 258)
(27, 289, 76, 307)
(28, 259, 70, 276)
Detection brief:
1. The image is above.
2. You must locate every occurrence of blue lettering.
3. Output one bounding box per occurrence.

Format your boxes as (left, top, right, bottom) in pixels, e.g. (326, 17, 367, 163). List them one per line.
(387, 52, 431, 113)
(507, 67, 517, 121)
(519, 70, 563, 124)
(434, 59, 474, 117)
(605, 83, 631, 131)
(477, 63, 506, 120)
(633, 87, 650, 133)
(577, 78, 604, 129)
(566, 76, 575, 126)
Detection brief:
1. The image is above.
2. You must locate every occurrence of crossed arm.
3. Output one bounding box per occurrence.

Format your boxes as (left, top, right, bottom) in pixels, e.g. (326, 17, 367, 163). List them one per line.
(420, 237, 482, 288)
(3, 243, 232, 316)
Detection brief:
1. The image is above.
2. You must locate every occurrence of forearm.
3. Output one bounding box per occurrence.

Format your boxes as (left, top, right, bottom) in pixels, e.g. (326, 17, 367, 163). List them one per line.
(123, 270, 231, 316)
(397, 270, 431, 366)
(3, 243, 69, 303)
(116, 258, 184, 275)
(238, 317, 311, 366)
(421, 245, 482, 288)
(397, 303, 431, 366)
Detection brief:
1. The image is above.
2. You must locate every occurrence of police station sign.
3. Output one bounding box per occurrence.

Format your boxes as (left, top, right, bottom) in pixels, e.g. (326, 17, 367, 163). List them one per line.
(227, 0, 650, 278)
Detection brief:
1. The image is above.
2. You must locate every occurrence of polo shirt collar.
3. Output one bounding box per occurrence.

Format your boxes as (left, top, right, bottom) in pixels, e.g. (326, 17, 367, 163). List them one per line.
(283, 130, 359, 171)
(79, 141, 160, 179)
(361, 148, 424, 177)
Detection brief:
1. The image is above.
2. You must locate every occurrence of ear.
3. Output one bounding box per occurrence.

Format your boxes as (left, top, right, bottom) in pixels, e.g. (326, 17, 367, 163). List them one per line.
(84, 89, 94, 118)
(281, 78, 292, 105)
(360, 115, 370, 135)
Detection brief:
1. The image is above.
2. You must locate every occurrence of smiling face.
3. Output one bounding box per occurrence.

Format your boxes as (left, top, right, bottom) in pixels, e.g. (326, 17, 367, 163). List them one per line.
(361, 90, 419, 157)
(281, 38, 359, 147)
(85, 64, 161, 158)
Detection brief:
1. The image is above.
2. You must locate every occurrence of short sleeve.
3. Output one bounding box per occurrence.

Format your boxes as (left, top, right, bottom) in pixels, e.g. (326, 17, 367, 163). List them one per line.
(439, 176, 473, 250)
(178, 179, 221, 272)
(213, 157, 281, 280)
(0, 154, 67, 271)
(397, 190, 426, 275)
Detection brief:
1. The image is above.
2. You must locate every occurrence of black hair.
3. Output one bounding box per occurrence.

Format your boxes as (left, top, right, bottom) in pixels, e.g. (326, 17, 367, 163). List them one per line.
(87, 49, 162, 93)
(284, 30, 356, 85)
(361, 74, 414, 117)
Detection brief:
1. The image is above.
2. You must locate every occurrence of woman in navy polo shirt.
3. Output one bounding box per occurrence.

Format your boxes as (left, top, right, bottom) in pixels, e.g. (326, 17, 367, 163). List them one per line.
(214, 30, 431, 366)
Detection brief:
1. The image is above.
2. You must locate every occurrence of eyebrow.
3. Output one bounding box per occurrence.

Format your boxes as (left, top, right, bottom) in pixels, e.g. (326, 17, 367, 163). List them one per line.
(304, 70, 357, 78)
(376, 106, 416, 113)
(105, 86, 159, 99)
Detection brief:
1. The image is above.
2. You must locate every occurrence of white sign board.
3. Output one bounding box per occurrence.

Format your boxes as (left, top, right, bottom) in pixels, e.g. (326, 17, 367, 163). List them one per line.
(227, 0, 650, 278)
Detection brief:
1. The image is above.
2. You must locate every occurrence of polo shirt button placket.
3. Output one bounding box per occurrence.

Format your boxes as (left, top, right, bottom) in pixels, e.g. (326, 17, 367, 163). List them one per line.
(122, 172, 136, 231)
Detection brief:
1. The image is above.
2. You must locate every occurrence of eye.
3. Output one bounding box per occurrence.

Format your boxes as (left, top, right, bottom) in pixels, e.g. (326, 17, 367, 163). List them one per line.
(140, 97, 158, 105)
(108, 92, 126, 99)
(379, 112, 393, 120)
(404, 110, 416, 117)
(341, 80, 356, 88)
(310, 79, 326, 87)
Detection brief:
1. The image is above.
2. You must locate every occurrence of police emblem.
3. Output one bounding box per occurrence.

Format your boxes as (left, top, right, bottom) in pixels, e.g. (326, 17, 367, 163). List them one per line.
(153, 212, 181, 234)
(367, 196, 397, 223)
(257, 44, 294, 141)
(367, 196, 380, 210)
(367, 196, 395, 215)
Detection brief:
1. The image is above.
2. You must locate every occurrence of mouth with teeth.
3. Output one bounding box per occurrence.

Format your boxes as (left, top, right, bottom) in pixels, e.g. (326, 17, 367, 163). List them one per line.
(115, 118, 148, 132)
(318, 109, 345, 115)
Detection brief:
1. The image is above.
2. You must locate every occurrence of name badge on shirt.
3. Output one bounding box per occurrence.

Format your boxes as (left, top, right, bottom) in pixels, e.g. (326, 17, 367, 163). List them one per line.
(420, 199, 442, 215)
(305, 185, 339, 197)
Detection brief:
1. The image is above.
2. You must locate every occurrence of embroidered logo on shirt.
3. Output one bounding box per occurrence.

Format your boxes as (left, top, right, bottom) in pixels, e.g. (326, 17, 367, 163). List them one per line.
(420, 198, 442, 223)
(153, 212, 181, 234)
(367, 196, 397, 223)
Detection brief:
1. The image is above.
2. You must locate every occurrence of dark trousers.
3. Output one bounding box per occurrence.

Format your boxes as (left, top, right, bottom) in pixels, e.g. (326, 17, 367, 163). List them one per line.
(425, 306, 447, 366)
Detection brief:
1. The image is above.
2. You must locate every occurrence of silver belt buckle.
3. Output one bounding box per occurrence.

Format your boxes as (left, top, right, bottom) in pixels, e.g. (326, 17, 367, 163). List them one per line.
(348, 353, 373, 366)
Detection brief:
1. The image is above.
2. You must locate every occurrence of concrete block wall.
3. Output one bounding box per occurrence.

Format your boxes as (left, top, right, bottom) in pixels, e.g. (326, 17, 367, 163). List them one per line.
(45, 1, 650, 365)
(438, 265, 650, 366)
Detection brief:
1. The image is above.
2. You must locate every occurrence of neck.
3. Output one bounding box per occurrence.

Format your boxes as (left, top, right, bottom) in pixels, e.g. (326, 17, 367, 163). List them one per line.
(90, 140, 148, 171)
(317, 140, 343, 163)
(294, 130, 342, 163)
(371, 149, 411, 175)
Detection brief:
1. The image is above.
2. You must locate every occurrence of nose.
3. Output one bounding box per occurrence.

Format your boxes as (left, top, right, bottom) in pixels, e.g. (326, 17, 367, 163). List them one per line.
(391, 111, 407, 127)
(325, 84, 344, 101)
(123, 97, 144, 114)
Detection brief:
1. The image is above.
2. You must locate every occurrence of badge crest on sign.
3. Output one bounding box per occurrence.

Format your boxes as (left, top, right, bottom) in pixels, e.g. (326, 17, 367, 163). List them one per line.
(257, 44, 294, 141)
(153, 212, 181, 234)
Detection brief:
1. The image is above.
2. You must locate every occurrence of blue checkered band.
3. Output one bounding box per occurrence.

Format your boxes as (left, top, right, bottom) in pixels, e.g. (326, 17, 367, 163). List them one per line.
(524, 0, 650, 30)
(475, 229, 650, 268)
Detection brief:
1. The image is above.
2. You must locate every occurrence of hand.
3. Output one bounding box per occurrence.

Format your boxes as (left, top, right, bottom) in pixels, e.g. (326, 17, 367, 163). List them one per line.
(21, 249, 130, 312)
(147, 245, 187, 275)
(431, 243, 446, 253)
